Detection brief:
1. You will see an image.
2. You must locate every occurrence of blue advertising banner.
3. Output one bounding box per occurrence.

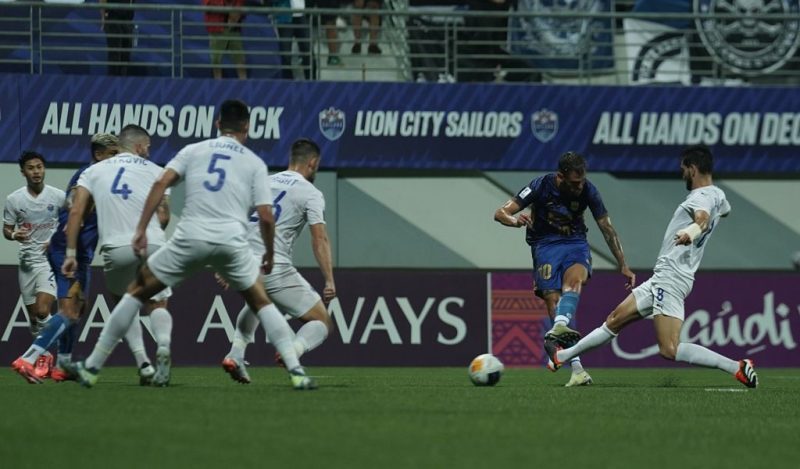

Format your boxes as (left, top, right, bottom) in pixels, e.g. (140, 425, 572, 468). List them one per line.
(2, 72, 800, 172)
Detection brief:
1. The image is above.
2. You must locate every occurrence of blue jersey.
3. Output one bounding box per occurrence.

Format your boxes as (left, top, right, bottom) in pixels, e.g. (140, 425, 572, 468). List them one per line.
(514, 173, 607, 245)
(48, 165, 99, 261)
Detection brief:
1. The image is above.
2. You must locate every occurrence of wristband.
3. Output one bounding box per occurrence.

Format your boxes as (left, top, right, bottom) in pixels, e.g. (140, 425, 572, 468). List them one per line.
(66, 248, 77, 258)
(11, 229, 19, 240)
(677, 223, 703, 242)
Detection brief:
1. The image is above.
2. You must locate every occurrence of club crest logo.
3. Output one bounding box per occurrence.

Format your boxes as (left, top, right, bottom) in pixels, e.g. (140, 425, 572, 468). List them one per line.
(695, 0, 800, 75)
(47, 204, 54, 212)
(531, 108, 559, 143)
(319, 107, 346, 141)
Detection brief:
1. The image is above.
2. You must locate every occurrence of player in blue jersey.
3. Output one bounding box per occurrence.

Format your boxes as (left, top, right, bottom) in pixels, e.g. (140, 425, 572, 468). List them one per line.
(11, 133, 161, 384)
(494, 151, 635, 386)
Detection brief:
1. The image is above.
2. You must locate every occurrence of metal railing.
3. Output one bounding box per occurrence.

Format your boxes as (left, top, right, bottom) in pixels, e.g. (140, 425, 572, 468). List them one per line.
(1, 1, 800, 85)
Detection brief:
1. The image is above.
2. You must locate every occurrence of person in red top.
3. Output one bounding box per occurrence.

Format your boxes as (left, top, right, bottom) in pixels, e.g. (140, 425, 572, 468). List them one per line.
(204, 0, 247, 79)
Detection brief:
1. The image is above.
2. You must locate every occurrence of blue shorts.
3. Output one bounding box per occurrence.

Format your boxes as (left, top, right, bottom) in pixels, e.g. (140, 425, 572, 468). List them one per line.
(48, 249, 91, 300)
(531, 238, 592, 296)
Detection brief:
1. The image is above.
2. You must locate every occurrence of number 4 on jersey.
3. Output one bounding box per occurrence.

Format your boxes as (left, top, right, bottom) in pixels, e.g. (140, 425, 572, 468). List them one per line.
(111, 167, 132, 199)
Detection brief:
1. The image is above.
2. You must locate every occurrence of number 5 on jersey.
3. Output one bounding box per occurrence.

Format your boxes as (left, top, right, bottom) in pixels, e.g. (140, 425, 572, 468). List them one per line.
(204, 153, 232, 192)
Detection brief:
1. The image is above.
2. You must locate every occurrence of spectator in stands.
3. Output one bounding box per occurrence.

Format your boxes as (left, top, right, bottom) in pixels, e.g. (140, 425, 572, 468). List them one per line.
(204, 0, 248, 79)
(351, 0, 382, 55)
(100, 0, 136, 76)
(313, 1, 344, 66)
(272, 1, 312, 78)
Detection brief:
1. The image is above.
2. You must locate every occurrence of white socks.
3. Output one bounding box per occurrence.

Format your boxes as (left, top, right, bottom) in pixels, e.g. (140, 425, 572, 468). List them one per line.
(124, 316, 149, 368)
(86, 294, 142, 370)
(256, 304, 300, 370)
(558, 323, 617, 363)
(149, 307, 173, 353)
(294, 320, 328, 357)
(229, 306, 259, 359)
(675, 342, 739, 374)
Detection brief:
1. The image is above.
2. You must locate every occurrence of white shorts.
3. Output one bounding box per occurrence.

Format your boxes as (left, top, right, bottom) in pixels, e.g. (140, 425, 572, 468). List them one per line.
(18, 261, 56, 305)
(101, 245, 172, 302)
(632, 278, 686, 321)
(263, 263, 321, 318)
(148, 236, 260, 292)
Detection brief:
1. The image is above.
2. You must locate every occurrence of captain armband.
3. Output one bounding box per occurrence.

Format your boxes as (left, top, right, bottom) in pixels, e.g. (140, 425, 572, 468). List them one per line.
(676, 223, 703, 242)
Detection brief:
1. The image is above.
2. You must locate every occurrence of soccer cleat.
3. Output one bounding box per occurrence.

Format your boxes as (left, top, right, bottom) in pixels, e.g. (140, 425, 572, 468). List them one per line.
(221, 357, 251, 384)
(50, 366, 75, 382)
(544, 323, 582, 348)
(11, 357, 43, 384)
(152, 349, 171, 387)
(138, 362, 156, 386)
(289, 367, 317, 390)
(33, 352, 54, 380)
(735, 359, 758, 388)
(565, 370, 593, 387)
(543, 338, 563, 372)
(69, 361, 99, 388)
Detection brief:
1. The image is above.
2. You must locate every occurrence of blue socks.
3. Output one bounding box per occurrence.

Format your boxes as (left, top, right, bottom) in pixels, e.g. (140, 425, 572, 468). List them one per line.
(33, 312, 69, 351)
(554, 291, 580, 326)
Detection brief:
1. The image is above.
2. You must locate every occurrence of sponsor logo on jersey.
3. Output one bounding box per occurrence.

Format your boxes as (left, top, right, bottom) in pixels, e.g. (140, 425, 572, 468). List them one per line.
(695, 0, 800, 75)
(531, 108, 559, 143)
(319, 107, 346, 141)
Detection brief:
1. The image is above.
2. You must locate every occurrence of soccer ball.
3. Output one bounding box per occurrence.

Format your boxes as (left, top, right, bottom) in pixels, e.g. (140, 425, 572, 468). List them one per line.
(468, 353, 504, 386)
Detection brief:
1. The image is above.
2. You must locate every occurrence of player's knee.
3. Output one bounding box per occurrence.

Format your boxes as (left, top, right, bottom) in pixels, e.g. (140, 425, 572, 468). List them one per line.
(658, 342, 677, 361)
(604, 310, 624, 332)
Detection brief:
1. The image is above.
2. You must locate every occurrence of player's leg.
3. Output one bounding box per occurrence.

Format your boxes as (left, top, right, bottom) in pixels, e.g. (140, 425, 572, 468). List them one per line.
(652, 290, 755, 387)
(547, 291, 644, 370)
(222, 303, 258, 384)
(72, 263, 169, 387)
(146, 295, 173, 387)
(270, 268, 330, 362)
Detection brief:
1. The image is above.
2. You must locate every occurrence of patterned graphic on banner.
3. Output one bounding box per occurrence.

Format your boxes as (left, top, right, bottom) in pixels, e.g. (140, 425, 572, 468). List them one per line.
(490, 272, 549, 366)
(624, 18, 691, 85)
(695, 0, 800, 76)
(510, 0, 614, 71)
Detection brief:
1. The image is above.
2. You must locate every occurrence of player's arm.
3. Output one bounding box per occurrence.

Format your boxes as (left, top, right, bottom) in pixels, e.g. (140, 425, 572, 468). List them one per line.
(156, 195, 170, 230)
(310, 223, 336, 304)
(133, 169, 180, 256)
(674, 209, 711, 246)
(255, 204, 275, 275)
(3, 201, 26, 241)
(62, 187, 93, 277)
(493, 199, 531, 228)
(596, 215, 636, 289)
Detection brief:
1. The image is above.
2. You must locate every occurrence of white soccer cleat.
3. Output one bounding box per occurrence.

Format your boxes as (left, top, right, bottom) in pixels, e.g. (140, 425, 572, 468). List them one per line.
(152, 348, 171, 387)
(565, 370, 593, 387)
(289, 367, 317, 390)
(138, 362, 156, 386)
(222, 357, 251, 384)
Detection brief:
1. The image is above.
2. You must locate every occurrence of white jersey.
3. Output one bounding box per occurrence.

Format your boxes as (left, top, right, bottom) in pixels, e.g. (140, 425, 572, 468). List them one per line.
(77, 152, 167, 249)
(247, 170, 325, 264)
(3, 185, 65, 265)
(652, 185, 731, 296)
(167, 136, 271, 243)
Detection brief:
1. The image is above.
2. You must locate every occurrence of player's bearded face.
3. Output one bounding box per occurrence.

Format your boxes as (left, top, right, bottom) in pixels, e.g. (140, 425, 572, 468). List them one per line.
(22, 160, 45, 185)
(558, 171, 585, 197)
(681, 164, 693, 191)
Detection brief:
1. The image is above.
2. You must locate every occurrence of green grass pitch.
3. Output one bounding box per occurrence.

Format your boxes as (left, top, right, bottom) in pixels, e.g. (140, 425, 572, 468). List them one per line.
(2, 367, 798, 469)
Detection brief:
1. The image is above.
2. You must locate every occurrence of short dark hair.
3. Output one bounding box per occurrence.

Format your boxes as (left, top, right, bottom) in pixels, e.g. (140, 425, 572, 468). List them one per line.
(290, 138, 321, 165)
(219, 99, 250, 133)
(119, 124, 150, 147)
(681, 145, 713, 174)
(557, 151, 586, 175)
(18, 151, 45, 169)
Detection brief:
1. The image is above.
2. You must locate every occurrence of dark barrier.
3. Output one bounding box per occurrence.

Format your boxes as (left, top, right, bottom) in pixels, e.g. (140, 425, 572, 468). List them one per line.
(0, 267, 488, 366)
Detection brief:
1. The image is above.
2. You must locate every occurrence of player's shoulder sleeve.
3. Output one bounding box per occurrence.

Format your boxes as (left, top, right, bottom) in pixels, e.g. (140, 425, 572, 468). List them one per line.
(250, 157, 272, 207)
(682, 188, 715, 215)
(48, 185, 67, 207)
(514, 175, 543, 208)
(3, 192, 16, 225)
(75, 164, 95, 192)
(305, 186, 326, 225)
(585, 180, 608, 219)
(165, 144, 194, 177)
